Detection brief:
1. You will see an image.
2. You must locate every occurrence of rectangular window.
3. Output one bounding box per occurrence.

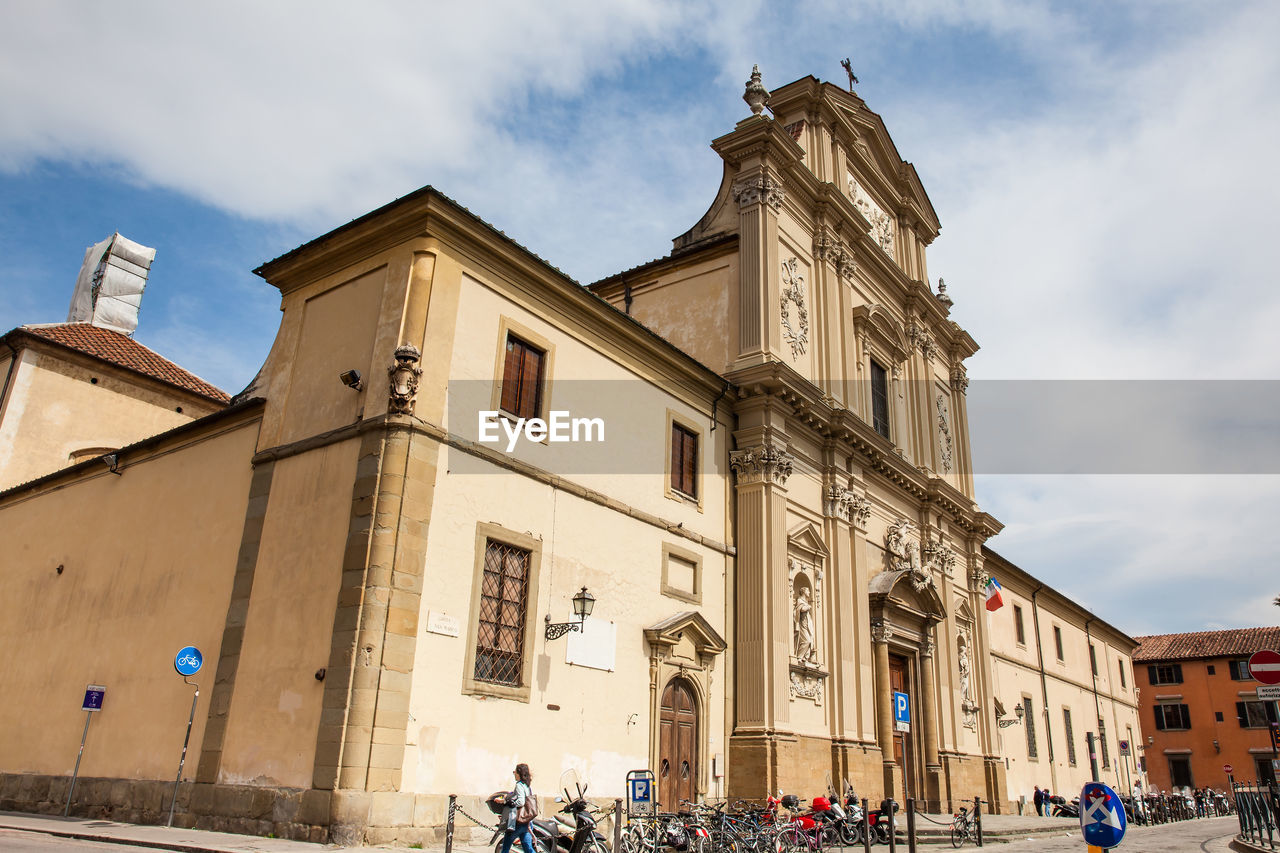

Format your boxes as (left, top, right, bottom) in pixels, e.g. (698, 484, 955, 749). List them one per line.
(1153, 703, 1191, 730)
(500, 334, 545, 420)
(1014, 605, 1026, 645)
(670, 423, 698, 499)
(1098, 717, 1110, 768)
(1054, 626, 1064, 661)
(1207, 664, 1216, 675)
(870, 360, 890, 439)
(1063, 708, 1077, 766)
(1236, 700, 1279, 728)
(1148, 664, 1183, 685)
(1090, 644, 1098, 676)
(1119, 661, 1126, 688)
(1230, 659, 1252, 680)
(474, 539, 531, 687)
(1215, 711, 1224, 722)
(1024, 695, 1038, 759)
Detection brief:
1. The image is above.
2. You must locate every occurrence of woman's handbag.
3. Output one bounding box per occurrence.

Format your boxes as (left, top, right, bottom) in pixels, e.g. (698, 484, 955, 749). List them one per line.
(516, 792, 539, 823)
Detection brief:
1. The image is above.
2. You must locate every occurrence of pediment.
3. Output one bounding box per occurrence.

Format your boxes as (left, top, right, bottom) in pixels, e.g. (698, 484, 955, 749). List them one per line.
(868, 568, 947, 622)
(852, 303, 909, 363)
(787, 521, 829, 558)
(644, 611, 727, 657)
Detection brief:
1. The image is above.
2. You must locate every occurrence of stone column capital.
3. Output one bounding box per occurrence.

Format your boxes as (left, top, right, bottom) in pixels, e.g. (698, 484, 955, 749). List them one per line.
(731, 441, 795, 486)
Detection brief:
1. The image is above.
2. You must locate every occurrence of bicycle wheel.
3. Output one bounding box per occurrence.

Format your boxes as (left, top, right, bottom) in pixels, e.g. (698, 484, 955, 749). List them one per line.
(949, 823, 964, 848)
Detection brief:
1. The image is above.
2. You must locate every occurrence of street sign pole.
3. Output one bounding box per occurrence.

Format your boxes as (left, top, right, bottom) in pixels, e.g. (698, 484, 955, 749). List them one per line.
(168, 646, 204, 827)
(65, 684, 105, 817)
(64, 711, 92, 816)
(1087, 732, 1099, 783)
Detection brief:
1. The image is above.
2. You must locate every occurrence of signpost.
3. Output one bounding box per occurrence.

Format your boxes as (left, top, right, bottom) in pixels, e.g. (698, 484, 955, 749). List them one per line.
(1080, 781, 1127, 851)
(1224, 764, 1233, 774)
(168, 646, 202, 827)
(625, 770, 654, 817)
(893, 691, 910, 733)
(64, 684, 106, 816)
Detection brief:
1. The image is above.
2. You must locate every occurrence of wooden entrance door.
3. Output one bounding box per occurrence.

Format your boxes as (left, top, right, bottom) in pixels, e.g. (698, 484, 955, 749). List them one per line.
(659, 678, 698, 809)
(889, 655, 915, 804)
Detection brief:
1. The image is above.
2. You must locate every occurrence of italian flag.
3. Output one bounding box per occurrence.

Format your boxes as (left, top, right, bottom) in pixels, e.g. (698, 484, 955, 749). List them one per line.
(984, 577, 1005, 611)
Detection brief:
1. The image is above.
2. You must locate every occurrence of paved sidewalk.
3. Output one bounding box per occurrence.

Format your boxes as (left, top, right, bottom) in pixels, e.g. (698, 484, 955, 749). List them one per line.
(0, 812, 339, 853)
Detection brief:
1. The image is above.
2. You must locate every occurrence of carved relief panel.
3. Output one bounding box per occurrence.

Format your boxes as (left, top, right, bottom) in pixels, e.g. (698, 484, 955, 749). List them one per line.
(847, 175, 896, 259)
(780, 256, 809, 361)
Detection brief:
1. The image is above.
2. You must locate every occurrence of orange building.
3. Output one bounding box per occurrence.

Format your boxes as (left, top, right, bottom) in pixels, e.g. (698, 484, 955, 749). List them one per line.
(1134, 627, 1280, 791)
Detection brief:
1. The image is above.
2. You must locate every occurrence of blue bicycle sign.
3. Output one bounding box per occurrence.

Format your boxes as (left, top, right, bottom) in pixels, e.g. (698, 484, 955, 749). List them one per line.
(174, 646, 203, 676)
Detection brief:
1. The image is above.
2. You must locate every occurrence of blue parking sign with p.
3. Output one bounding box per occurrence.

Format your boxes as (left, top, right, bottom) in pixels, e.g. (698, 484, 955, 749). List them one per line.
(630, 778, 650, 802)
(894, 691, 910, 729)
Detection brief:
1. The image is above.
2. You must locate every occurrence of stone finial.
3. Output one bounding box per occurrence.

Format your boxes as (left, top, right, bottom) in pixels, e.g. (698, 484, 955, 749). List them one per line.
(744, 65, 770, 116)
(936, 277, 953, 309)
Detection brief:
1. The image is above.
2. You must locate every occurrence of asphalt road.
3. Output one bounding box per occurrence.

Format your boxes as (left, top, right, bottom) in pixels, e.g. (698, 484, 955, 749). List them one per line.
(954, 815, 1239, 852)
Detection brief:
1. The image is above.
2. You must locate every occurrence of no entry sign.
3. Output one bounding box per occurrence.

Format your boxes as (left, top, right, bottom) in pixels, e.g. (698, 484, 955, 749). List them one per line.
(1249, 650, 1280, 685)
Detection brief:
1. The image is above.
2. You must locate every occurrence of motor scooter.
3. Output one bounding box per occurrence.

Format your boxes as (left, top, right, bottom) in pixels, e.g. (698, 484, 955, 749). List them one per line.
(866, 799, 898, 845)
(488, 769, 609, 853)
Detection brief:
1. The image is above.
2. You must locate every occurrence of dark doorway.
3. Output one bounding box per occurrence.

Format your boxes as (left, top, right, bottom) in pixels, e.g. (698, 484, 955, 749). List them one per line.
(659, 678, 698, 809)
(1168, 756, 1193, 789)
(1255, 757, 1277, 786)
(889, 654, 916, 804)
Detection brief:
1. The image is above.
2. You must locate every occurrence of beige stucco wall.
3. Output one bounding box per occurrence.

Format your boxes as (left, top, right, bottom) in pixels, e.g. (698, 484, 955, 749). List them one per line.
(0, 347, 221, 491)
(0, 414, 260, 780)
(402, 267, 732, 801)
(987, 568, 1146, 810)
(216, 438, 360, 789)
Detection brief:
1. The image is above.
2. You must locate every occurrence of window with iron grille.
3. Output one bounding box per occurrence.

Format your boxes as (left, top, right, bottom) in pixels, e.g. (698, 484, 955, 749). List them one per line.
(870, 360, 890, 439)
(1090, 644, 1098, 676)
(1063, 708, 1077, 766)
(1098, 717, 1110, 768)
(474, 539, 531, 687)
(500, 335, 545, 420)
(671, 424, 698, 499)
(1148, 664, 1183, 685)
(1024, 695, 1038, 759)
(1119, 661, 1126, 688)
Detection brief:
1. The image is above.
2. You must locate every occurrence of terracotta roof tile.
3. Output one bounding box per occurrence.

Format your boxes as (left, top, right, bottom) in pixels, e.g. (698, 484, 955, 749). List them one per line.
(1132, 626, 1280, 662)
(18, 324, 231, 405)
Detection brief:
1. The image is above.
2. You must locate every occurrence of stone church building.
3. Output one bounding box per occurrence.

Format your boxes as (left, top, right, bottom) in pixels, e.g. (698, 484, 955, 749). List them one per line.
(0, 70, 1103, 844)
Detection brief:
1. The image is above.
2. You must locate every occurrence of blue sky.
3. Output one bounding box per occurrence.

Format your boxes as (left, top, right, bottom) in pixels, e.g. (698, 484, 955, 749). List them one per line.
(2, 0, 1277, 636)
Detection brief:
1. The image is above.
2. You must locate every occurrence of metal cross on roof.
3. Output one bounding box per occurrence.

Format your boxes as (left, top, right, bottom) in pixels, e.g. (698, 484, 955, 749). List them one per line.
(840, 58, 859, 92)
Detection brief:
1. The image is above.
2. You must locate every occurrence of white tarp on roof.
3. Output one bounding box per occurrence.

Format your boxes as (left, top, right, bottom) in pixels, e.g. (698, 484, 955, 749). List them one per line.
(66, 233, 156, 336)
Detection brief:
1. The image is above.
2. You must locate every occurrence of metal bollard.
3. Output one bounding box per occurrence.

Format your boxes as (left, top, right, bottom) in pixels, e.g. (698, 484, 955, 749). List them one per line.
(905, 798, 916, 853)
(973, 797, 983, 847)
(445, 794, 458, 853)
(885, 798, 895, 853)
(862, 797, 871, 853)
(614, 799, 623, 853)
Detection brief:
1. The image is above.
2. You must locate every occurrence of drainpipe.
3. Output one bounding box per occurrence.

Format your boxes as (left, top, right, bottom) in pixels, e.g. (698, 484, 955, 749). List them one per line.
(1030, 584, 1058, 792)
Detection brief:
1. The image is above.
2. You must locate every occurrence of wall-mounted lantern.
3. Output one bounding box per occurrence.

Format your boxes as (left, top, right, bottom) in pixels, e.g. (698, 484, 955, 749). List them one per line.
(545, 587, 596, 641)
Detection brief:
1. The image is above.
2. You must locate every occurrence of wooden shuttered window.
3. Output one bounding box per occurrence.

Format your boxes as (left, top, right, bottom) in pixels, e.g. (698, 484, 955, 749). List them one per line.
(500, 335, 545, 420)
(1154, 703, 1190, 730)
(671, 424, 697, 499)
(870, 360, 890, 439)
(474, 539, 531, 686)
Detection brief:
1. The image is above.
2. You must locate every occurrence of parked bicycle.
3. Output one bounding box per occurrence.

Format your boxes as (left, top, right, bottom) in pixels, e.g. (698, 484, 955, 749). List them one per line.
(948, 806, 974, 848)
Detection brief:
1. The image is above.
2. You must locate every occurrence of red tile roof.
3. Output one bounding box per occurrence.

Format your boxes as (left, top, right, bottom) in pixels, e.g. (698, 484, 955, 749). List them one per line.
(1133, 626, 1280, 662)
(17, 323, 231, 405)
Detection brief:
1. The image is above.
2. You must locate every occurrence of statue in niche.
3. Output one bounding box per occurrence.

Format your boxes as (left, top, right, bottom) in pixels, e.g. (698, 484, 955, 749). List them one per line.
(958, 631, 979, 730)
(793, 585, 816, 664)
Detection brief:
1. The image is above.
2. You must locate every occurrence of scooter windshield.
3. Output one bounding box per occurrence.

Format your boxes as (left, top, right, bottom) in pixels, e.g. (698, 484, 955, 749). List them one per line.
(560, 768, 587, 803)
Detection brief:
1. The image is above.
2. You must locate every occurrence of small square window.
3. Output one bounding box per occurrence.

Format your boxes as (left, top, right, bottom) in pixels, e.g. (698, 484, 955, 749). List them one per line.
(1207, 664, 1216, 675)
(1215, 711, 1224, 722)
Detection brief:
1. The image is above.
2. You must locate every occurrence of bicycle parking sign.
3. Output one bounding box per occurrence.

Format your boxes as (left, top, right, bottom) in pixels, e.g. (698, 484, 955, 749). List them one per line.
(626, 769, 655, 817)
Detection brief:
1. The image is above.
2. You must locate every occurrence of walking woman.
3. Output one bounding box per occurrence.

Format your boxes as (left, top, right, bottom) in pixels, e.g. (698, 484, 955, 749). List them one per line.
(502, 763, 537, 853)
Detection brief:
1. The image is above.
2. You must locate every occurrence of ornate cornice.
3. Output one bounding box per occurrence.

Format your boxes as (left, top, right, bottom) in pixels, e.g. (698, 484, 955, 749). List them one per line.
(730, 441, 795, 486)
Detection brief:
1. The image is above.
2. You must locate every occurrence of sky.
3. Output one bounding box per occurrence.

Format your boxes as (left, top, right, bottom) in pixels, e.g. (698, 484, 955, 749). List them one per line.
(2, 0, 1277, 638)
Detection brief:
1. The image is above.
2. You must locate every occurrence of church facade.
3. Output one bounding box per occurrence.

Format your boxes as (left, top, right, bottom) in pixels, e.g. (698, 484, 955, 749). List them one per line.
(0, 71, 1112, 845)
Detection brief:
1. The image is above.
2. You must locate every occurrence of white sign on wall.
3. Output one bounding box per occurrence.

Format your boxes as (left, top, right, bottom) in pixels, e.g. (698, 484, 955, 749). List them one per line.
(565, 619, 616, 672)
(426, 611, 460, 637)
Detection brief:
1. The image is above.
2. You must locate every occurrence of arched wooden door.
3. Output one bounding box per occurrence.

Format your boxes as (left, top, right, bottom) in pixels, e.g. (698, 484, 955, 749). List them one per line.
(658, 678, 698, 809)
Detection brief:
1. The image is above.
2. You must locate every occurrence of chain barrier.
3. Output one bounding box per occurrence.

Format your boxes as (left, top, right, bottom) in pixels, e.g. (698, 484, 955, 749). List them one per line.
(911, 811, 952, 826)
(451, 800, 500, 830)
